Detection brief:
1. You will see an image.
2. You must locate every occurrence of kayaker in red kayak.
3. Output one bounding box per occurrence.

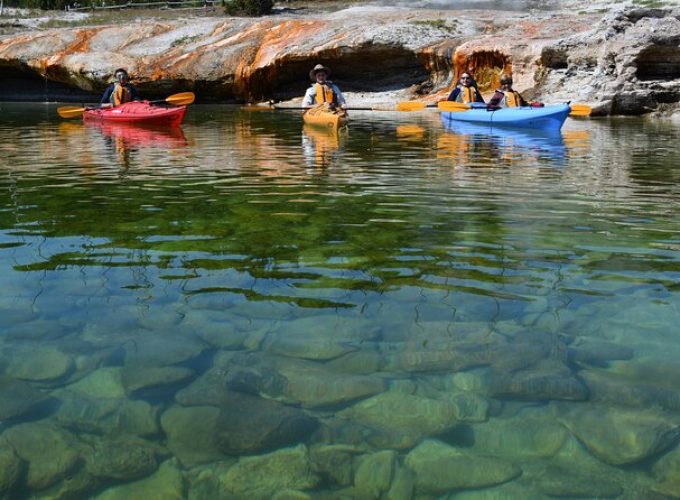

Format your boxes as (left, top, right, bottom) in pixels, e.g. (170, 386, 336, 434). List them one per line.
(487, 74, 543, 109)
(99, 68, 140, 109)
(302, 64, 347, 111)
(446, 72, 485, 104)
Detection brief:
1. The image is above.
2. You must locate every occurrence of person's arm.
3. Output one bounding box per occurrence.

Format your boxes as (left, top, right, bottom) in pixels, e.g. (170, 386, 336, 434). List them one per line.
(475, 89, 485, 104)
(302, 86, 316, 108)
(332, 84, 346, 109)
(487, 91, 503, 110)
(447, 87, 460, 101)
(100, 85, 113, 106)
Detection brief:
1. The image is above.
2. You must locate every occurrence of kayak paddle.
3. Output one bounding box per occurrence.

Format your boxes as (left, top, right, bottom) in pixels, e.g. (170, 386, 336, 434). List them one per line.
(437, 101, 471, 112)
(568, 104, 592, 117)
(396, 101, 438, 112)
(150, 92, 195, 106)
(57, 106, 93, 118)
(57, 92, 196, 119)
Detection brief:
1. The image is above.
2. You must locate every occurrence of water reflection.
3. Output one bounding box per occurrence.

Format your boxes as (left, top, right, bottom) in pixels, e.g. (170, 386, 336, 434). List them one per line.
(439, 115, 568, 165)
(301, 124, 347, 169)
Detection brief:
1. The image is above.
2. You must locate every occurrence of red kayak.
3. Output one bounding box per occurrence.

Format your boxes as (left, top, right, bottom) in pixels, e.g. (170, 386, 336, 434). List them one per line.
(83, 101, 186, 127)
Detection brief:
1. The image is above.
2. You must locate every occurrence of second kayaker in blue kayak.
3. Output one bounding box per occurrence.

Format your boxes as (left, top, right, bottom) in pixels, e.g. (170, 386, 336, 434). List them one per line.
(100, 68, 140, 109)
(487, 74, 543, 109)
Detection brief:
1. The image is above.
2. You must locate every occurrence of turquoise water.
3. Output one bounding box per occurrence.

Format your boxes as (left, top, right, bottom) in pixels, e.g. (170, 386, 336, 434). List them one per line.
(0, 102, 679, 498)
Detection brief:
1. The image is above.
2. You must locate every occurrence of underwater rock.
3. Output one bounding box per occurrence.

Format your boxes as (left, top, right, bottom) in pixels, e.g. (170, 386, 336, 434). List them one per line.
(262, 335, 358, 361)
(1, 344, 74, 383)
(309, 444, 359, 487)
(63, 367, 126, 399)
(652, 442, 680, 498)
(0, 438, 22, 498)
(181, 309, 249, 350)
(271, 490, 312, 500)
(0, 376, 50, 421)
(326, 349, 385, 375)
(486, 365, 589, 401)
(174, 366, 230, 408)
(445, 391, 490, 423)
(3, 421, 83, 491)
(560, 405, 680, 465)
(262, 315, 378, 361)
(84, 435, 166, 481)
(121, 365, 195, 396)
(581, 368, 680, 411)
(469, 413, 568, 459)
(339, 390, 457, 440)
(225, 354, 386, 408)
(160, 405, 225, 468)
(354, 450, 396, 499)
(216, 444, 319, 499)
(404, 439, 521, 493)
(123, 334, 207, 367)
(215, 391, 319, 455)
(385, 463, 415, 500)
(381, 340, 493, 373)
(526, 462, 624, 498)
(55, 391, 159, 437)
(93, 458, 185, 500)
(567, 339, 634, 367)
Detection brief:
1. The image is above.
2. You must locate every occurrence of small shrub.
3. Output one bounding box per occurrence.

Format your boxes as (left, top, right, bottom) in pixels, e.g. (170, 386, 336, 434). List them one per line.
(224, 0, 273, 16)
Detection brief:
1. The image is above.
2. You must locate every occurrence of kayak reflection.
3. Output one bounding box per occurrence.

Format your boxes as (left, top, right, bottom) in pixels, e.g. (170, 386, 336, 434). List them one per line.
(86, 121, 188, 169)
(439, 115, 567, 165)
(301, 124, 347, 169)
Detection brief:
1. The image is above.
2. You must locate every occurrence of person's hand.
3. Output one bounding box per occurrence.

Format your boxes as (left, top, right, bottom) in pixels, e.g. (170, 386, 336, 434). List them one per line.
(531, 102, 544, 107)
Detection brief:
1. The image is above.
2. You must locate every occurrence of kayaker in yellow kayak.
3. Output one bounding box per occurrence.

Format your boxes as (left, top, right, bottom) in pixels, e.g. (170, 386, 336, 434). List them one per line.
(302, 64, 347, 110)
(487, 74, 543, 109)
(100, 68, 140, 109)
(446, 72, 485, 104)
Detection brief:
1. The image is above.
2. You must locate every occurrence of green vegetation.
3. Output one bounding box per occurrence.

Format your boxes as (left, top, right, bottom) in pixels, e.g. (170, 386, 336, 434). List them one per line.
(171, 34, 200, 47)
(632, 0, 667, 7)
(410, 19, 458, 33)
(224, 0, 273, 16)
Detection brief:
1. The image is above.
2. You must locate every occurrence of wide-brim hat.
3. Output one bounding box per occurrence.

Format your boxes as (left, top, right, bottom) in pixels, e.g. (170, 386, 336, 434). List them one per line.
(309, 64, 331, 81)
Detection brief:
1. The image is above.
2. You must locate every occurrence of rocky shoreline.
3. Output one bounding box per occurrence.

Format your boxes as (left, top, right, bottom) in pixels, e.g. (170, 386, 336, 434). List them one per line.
(0, 3, 678, 116)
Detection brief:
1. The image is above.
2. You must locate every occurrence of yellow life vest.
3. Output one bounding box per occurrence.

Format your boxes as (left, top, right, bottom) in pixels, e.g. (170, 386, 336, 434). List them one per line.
(111, 83, 132, 107)
(504, 90, 523, 107)
(315, 83, 336, 105)
(456, 86, 478, 103)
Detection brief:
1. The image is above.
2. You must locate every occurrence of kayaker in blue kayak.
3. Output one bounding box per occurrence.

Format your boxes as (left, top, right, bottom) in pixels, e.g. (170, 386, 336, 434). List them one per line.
(446, 72, 485, 104)
(302, 64, 347, 110)
(100, 68, 140, 109)
(487, 74, 543, 109)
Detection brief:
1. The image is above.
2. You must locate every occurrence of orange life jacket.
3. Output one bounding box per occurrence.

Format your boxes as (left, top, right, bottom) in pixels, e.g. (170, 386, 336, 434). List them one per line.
(504, 90, 523, 107)
(315, 83, 337, 106)
(456, 86, 479, 103)
(111, 83, 132, 107)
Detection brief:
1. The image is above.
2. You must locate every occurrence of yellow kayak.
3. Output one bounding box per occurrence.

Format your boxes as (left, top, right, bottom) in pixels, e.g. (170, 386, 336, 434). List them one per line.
(303, 105, 348, 128)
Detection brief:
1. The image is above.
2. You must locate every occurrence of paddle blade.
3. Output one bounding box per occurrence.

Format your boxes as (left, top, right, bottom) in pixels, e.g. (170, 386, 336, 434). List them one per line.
(569, 104, 592, 117)
(397, 101, 427, 112)
(57, 106, 87, 119)
(165, 92, 195, 106)
(437, 101, 471, 112)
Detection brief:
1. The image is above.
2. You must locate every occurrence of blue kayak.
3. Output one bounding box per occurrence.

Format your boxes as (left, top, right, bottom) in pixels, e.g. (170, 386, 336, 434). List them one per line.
(440, 104, 571, 131)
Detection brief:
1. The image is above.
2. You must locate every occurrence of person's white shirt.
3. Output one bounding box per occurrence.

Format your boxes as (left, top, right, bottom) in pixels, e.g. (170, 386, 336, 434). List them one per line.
(302, 82, 346, 108)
